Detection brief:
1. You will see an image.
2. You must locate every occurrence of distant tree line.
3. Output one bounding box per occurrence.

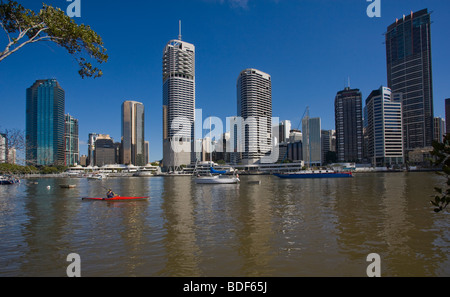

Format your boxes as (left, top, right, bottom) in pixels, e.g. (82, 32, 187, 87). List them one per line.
(0, 163, 67, 175)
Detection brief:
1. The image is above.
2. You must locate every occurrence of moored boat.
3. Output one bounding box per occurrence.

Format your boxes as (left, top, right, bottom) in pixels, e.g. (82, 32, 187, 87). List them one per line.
(87, 173, 106, 180)
(274, 170, 352, 179)
(0, 175, 20, 185)
(195, 174, 240, 184)
(194, 167, 240, 184)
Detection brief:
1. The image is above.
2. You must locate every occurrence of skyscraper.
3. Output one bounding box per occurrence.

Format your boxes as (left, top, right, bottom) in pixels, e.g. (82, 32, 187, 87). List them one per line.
(121, 100, 145, 166)
(94, 134, 116, 166)
(237, 68, 272, 165)
(433, 117, 445, 143)
(385, 9, 434, 152)
(162, 25, 195, 171)
(26, 79, 65, 166)
(445, 99, 450, 135)
(302, 115, 321, 166)
(64, 114, 79, 166)
(321, 129, 335, 165)
(88, 133, 98, 167)
(334, 87, 363, 163)
(364, 87, 404, 167)
(277, 120, 291, 144)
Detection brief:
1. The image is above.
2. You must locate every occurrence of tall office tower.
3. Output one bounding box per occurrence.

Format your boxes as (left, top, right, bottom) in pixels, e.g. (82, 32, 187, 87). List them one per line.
(237, 68, 272, 165)
(88, 133, 98, 166)
(26, 79, 65, 166)
(321, 130, 334, 165)
(94, 134, 116, 166)
(364, 87, 404, 167)
(121, 100, 145, 166)
(302, 115, 321, 166)
(64, 114, 79, 166)
(334, 87, 363, 163)
(162, 27, 195, 171)
(445, 99, 450, 135)
(433, 117, 445, 143)
(386, 9, 434, 152)
(277, 120, 291, 143)
(228, 116, 241, 165)
(145, 141, 149, 164)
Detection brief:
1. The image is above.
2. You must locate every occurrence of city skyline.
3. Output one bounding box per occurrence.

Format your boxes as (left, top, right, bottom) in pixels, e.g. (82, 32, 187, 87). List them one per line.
(1, 1, 449, 162)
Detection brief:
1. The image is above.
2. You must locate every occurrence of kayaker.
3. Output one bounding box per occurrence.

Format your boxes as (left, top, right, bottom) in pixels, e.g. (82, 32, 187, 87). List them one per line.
(106, 189, 116, 199)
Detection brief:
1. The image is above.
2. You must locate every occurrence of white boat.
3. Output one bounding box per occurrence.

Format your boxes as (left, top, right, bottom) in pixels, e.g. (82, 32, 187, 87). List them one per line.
(194, 117, 240, 184)
(133, 171, 154, 177)
(195, 174, 240, 184)
(194, 166, 240, 184)
(87, 173, 106, 180)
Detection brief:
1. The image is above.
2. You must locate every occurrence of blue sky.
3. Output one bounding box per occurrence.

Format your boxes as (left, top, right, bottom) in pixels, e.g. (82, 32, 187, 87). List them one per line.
(1, 0, 449, 162)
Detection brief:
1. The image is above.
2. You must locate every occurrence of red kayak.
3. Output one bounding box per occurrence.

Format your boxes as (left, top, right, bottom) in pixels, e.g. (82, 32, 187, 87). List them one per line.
(82, 196, 149, 201)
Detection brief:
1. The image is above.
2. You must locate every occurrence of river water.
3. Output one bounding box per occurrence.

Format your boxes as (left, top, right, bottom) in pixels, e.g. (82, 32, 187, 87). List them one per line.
(0, 172, 449, 277)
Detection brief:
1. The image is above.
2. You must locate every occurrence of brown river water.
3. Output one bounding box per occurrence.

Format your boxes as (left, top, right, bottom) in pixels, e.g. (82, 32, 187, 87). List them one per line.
(0, 172, 448, 277)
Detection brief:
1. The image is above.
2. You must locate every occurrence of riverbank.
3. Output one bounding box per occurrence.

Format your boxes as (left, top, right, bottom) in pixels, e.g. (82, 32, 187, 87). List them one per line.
(7, 168, 440, 179)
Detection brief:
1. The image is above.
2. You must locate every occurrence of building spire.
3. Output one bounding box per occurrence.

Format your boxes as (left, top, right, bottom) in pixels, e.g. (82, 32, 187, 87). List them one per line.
(178, 20, 182, 41)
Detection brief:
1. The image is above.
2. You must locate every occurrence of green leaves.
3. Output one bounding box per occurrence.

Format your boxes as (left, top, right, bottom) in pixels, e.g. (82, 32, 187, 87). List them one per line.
(430, 134, 450, 213)
(0, 0, 108, 78)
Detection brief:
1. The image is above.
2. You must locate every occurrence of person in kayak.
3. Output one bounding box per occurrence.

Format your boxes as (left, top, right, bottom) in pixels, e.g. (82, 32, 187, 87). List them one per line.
(106, 189, 117, 199)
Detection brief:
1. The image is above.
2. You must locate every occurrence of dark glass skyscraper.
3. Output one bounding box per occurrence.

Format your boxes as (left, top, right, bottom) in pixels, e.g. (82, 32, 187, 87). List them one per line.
(334, 87, 363, 163)
(26, 79, 65, 166)
(445, 98, 450, 135)
(385, 9, 434, 152)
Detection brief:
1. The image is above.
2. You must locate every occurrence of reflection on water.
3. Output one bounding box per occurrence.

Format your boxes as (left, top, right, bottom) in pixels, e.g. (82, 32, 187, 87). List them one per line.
(0, 172, 448, 276)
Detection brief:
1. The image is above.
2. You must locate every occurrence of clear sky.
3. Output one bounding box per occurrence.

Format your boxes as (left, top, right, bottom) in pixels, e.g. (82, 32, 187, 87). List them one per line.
(1, 0, 449, 162)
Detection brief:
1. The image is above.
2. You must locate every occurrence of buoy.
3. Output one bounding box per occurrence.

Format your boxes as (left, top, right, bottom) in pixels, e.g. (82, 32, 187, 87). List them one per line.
(47, 185, 51, 189)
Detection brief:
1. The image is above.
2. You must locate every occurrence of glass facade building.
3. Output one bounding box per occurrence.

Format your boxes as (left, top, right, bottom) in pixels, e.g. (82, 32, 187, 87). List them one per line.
(445, 99, 450, 135)
(26, 79, 65, 166)
(121, 101, 145, 166)
(334, 87, 363, 163)
(302, 116, 321, 166)
(385, 9, 434, 152)
(94, 134, 116, 166)
(64, 114, 79, 166)
(433, 117, 445, 143)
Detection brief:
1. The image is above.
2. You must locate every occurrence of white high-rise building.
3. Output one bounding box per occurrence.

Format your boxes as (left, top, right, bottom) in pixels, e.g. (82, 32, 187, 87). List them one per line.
(364, 86, 404, 167)
(162, 23, 195, 171)
(237, 68, 272, 165)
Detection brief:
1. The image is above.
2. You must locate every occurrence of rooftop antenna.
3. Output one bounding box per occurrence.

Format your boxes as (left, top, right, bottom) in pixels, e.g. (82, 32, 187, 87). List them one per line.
(178, 20, 182, 41)
(348, 76, 350, 88)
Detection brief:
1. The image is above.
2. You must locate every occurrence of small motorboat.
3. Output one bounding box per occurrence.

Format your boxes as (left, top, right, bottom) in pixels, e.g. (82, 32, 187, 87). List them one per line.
(194, 167, 240, 184)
